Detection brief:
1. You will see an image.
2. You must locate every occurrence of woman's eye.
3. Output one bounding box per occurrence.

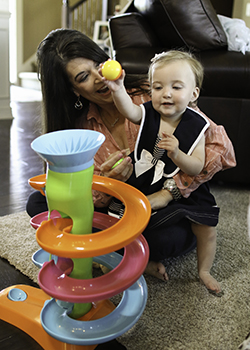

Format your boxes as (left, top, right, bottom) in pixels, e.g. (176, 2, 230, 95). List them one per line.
(78, 74, 88, 83)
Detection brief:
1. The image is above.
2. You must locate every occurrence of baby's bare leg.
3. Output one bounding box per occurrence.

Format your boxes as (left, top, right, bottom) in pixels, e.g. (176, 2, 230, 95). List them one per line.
(191, 223, 221, 293)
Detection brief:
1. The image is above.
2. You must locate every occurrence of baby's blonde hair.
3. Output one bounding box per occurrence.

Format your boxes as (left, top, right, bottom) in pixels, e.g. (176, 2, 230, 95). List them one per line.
(148, 50, 204, 98)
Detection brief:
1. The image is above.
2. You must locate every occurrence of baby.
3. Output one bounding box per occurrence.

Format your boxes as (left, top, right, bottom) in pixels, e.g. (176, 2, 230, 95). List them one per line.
(102, 51, 224, 295)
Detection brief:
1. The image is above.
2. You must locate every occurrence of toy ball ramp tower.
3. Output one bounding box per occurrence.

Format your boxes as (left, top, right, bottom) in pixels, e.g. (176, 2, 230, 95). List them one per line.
(0, 129, 151, 349)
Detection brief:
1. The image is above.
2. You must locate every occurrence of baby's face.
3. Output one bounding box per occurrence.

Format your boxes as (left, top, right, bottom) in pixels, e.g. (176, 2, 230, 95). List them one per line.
(151, 60, 199, 122)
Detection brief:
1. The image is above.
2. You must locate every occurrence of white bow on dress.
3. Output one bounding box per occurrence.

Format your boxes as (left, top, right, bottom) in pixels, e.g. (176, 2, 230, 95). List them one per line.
(135, 149, 165, 185)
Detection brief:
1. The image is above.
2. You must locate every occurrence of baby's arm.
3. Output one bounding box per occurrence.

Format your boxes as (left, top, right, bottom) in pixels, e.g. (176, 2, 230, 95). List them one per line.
(158, 132, 205, 176)
(101, 69, 142, 124)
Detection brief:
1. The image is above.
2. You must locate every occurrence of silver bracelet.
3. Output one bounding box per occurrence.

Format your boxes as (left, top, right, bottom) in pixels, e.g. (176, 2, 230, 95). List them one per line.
(162, 178, 182, 201)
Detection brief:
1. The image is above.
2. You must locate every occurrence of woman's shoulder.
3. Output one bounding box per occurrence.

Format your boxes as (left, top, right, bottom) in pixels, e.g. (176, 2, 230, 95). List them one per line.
(129, 91, 151, 106)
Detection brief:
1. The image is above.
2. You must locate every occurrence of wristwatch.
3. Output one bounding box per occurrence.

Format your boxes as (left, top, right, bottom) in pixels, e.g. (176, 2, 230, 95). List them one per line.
(162, 178, 182, 201)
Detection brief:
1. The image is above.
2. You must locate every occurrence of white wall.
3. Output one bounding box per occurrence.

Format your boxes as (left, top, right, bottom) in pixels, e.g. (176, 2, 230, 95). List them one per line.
(233, 0, 250, 27)
(0, 0, 12, 119)
(9, 0, 24, 85)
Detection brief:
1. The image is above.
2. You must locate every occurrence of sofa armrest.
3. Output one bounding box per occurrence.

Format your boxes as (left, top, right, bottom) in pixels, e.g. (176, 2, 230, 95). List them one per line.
(109, 12, 160, 50)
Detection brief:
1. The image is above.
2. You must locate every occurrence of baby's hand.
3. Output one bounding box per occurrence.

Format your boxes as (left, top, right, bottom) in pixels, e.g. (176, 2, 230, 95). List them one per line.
(158, 132, 179, 160)
(101, 60, 122, 80)
(99, 60, 125, 92)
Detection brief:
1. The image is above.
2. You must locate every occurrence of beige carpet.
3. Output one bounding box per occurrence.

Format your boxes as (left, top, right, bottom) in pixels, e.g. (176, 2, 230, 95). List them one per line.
(0, 185, 250, 350)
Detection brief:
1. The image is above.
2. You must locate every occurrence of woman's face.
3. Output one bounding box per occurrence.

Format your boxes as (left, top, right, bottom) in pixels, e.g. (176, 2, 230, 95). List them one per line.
(66, 57, 113, 105)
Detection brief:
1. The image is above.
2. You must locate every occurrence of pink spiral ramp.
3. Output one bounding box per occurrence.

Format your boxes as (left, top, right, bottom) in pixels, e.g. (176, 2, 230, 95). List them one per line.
(30, 210, 61, 230)
(38, 234, 149, 303)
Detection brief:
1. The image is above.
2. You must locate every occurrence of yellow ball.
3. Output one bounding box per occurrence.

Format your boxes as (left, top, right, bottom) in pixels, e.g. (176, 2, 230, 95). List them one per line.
(102, 60, 122, 81)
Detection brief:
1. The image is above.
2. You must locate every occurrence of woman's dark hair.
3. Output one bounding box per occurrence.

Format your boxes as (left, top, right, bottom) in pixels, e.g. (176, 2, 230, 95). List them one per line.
(37, 28, 149, 133)
(37, 28, 110, 133)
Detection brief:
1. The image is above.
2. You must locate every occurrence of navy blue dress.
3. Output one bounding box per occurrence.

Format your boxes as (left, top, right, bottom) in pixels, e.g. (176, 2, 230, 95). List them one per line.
(109, 101, 220, 261)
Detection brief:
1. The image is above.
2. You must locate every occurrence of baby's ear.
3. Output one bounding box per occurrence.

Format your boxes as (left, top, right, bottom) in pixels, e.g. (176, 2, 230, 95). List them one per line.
(191, 87, 200, 103)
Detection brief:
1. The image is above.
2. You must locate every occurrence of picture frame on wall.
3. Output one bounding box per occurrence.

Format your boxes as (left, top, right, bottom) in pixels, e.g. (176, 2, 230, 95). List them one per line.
(93, 21, 109, 45)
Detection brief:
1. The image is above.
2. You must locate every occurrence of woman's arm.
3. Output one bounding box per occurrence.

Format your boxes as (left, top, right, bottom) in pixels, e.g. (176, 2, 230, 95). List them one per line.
(147, 189, 174, 211)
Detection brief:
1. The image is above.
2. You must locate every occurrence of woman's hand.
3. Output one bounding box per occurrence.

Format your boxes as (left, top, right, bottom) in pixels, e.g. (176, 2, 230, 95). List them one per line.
(99, 149, 133, 182)
(147, 189, 173, 211)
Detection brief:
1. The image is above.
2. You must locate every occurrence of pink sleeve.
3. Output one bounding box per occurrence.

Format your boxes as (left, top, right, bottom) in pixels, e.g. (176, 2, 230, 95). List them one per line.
(174, 109, 236, 198)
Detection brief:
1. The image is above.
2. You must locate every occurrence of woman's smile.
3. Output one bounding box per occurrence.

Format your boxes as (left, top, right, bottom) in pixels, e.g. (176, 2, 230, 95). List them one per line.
(97, 85, 110, 95)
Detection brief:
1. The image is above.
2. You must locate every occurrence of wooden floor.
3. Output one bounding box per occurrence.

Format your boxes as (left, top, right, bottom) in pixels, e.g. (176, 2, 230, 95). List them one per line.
(0, 93, 124, 350)
(0, 101, 43, 216)
(0, 98, 45, 349)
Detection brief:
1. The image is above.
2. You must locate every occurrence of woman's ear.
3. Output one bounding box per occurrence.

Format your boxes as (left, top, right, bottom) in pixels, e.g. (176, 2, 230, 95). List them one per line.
(73, 90, 79, 97)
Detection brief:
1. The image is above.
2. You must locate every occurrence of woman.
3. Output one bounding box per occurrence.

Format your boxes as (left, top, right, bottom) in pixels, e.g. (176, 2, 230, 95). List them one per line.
(27, 28, 235, 282)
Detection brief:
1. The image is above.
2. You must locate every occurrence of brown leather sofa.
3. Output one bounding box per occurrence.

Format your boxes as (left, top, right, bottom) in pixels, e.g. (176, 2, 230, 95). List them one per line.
(109, 0, 250, 185)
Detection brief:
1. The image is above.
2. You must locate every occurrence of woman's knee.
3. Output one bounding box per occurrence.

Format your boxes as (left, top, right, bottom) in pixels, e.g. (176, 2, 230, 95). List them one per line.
(26, 191, 47, 217)
(143, 220, 196, 260)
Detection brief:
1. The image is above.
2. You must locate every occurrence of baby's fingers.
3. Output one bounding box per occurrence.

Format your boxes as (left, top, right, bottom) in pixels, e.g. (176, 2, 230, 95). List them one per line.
(158, 139, 173, 148)
(162, 131, 170, 137)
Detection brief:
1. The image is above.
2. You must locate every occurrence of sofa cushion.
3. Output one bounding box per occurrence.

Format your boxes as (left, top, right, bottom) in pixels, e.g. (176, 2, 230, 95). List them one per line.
(133, 0, 228, 51)
(109, 12, 160, 50)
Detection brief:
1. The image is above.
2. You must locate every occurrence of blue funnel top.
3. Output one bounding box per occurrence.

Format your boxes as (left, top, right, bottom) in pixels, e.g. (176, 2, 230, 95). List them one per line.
(31, 130, 105, 173)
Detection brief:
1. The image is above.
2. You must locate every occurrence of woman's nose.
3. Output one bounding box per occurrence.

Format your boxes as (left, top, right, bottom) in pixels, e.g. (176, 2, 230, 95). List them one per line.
(95, 75, 103, 83)
(94, 69, 103, 82)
